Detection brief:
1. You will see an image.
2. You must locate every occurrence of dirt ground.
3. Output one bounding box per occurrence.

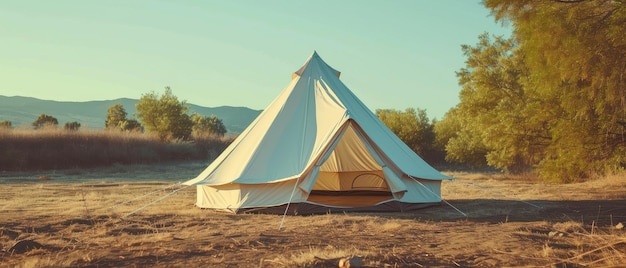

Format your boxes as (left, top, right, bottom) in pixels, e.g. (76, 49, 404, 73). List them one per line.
(0, 165, 625, 267)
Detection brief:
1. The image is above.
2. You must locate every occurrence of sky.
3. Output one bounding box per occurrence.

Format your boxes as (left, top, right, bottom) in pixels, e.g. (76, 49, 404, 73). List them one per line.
(0, 1, 511, 120)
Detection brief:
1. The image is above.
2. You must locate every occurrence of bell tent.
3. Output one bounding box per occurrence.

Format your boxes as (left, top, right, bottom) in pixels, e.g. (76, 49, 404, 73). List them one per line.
(184, 52, 451, 214)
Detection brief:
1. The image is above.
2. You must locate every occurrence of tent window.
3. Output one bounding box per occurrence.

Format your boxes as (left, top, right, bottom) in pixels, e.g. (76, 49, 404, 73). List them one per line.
(351, 173, 389, 190)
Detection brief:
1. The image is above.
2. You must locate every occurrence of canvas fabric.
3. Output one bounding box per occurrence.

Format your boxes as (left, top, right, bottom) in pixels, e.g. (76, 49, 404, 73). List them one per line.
(184, 52, 450, 212)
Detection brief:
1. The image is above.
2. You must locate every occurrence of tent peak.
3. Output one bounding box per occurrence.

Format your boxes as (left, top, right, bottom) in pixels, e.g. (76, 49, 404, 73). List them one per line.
(309, 50, 320, 59)
(292, 51, 341, 79)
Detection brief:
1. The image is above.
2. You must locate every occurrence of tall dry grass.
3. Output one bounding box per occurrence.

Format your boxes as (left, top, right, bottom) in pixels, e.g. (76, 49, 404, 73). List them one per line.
(0, 128, 232, 171)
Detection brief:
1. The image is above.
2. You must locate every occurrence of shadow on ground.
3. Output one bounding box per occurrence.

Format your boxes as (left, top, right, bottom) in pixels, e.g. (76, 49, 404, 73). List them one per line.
(364, 199, 626, 226)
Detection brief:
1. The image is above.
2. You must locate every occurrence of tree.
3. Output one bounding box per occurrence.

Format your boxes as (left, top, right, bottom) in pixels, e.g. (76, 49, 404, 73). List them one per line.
(136, 87, 192, 141)
(191, 113, 227, 137)
(376, 108, 441, 163)
(64, 121, 81, 131)
(0, 120, 11, 129)
(482, 0, 626, 181)
(105, 104, 142, 132)
(440, 32, 562, 172)
(435, 108, 489, 167)
(453, 33, 550, 173)
(32, 114, 58, 129)
(105, 104, 128, 129)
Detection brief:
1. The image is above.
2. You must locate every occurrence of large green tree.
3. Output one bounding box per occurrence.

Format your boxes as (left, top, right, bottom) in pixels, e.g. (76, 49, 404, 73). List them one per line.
(446, 34, 550, 172)
(442, 1, 626, 181)
(484, 0, 626, 181)
(136, 87, 192, 141)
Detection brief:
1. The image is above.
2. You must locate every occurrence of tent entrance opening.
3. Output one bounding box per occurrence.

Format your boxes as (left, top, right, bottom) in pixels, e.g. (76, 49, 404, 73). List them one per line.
(306, 124, 393, 207)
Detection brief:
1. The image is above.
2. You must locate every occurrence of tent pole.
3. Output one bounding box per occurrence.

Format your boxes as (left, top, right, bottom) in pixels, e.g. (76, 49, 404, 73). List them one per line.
(410, 175, 468, 217)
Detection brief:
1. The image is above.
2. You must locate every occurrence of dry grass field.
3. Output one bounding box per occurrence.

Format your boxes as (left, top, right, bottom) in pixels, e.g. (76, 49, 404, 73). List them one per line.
(1, 164, 625, 267)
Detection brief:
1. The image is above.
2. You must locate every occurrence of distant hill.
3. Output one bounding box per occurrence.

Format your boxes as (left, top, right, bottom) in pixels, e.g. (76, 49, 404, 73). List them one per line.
(0, 96, 261, 134)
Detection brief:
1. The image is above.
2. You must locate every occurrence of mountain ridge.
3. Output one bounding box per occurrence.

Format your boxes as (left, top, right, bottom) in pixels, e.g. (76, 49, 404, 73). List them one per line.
(0, 95, 261, 134)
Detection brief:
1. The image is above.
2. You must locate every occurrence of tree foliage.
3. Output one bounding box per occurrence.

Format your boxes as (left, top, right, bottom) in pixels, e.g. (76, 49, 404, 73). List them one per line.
(191, 113, 227, 138)
(489, 0, 626, 181)
(135, 87, 192, 141)
(442, 1, 626, 182)
(32, 114, 59, 129)
(435, 107, 490, 167)
(445, 34, 547, 172)
(105, 104, 142, 132)
(105, 104, 128, 129)
(119, 119, 142, 132)
(0, 120, 11, 129)
(376, 108, 443, 164)
(64, 121, 81, 131)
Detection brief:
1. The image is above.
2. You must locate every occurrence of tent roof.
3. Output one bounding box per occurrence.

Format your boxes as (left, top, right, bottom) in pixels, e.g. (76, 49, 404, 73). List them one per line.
(185, 52, 450, 186)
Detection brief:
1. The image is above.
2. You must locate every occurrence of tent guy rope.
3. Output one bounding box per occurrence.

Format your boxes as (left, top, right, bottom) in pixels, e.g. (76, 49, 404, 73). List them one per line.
(410, 175, 468, 217)
(122, 183, 191, 219)
(456, 179, 544, 209)
(279, 177, 302, 230)
(107, 183, 183, 211)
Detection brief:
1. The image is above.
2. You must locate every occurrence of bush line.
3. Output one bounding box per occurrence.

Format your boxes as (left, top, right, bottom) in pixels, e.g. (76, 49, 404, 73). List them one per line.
(0, 128, 233, 171)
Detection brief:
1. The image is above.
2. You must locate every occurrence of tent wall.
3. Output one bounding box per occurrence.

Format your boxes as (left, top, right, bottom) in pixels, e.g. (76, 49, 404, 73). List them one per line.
(196, 180, 307, 212)
(395, 177, 441, 203)
(195, 176, 441, 212)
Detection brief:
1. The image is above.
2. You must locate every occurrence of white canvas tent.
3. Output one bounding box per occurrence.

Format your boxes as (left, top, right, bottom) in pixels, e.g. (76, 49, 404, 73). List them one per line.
(184, 52, 451, 214)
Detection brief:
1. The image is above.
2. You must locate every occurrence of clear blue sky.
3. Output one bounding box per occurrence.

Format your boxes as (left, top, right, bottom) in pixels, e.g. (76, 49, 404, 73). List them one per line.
(0, 1, 510, 119)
